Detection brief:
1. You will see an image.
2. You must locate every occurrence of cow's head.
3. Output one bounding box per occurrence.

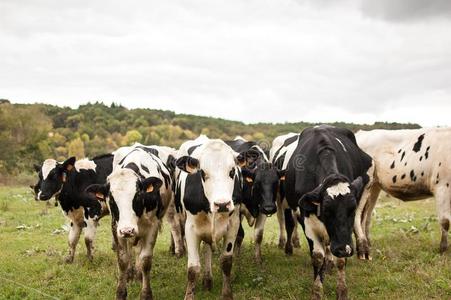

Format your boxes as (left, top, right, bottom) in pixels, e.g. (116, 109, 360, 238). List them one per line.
(299, 174, 366, 258)
(86, 168, 163, 238)
(34, 157, 76, 201)
(241, 163, 284, 216)
(176, 140, 239, 214)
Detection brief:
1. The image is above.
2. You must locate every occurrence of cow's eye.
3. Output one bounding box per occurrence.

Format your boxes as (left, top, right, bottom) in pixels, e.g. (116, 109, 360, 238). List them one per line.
(229, 168, 235, 179)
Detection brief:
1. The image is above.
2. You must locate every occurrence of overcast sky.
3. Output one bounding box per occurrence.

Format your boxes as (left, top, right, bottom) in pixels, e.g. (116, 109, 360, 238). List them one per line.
(1, 0, 451, 126)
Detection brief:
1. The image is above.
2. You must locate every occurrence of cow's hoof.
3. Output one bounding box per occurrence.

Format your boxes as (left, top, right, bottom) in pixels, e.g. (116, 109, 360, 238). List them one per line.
(325, 259, 335, 274)
(87, 255, 93, 263)
(439, 243, 448, 254)
(64, 256, 74, 264)
(116, 288, 127, 300)
(184, 291, 195, 300)
(278, 238, 286, 249)
(175, 248, 185, 258)
(140, 288, 153, 300)
(285, 245, 293, 256)
(292, 238, 301, 248)
(337, 288, 348, 300)
(202, 277, 212, 291)
(311, 279, 323, 300)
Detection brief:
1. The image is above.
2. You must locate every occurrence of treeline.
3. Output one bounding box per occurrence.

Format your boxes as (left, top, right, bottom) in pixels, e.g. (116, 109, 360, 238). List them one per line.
(0, 99, 420, 175)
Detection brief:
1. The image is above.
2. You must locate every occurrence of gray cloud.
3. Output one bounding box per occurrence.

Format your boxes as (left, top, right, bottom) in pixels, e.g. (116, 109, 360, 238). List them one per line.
(0, 1, 451, 127)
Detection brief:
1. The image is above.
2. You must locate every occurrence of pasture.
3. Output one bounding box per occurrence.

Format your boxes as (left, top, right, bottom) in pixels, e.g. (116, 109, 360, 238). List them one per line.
(0, 186, 449, 300)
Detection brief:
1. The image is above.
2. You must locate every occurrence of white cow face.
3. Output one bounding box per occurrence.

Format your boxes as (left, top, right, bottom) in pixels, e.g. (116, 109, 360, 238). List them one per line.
(177, 140, 238, 213)
(86, 168, 163, 238)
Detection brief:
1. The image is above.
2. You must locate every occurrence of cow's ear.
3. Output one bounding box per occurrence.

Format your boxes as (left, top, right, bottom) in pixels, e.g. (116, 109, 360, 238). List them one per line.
(33, 164, 41, 173)
(277, 169, 286, 181)
(350, 176, 366, 200)
(236, 152, 246, 168)
(166, 154, 176, 174)
(241, 168, 255, 184)
(141, 177, 163, 193)
(298, 185, 323, 214)
(86, 184, 110, 201)
(176, 156, 199, 174)
(61, 157, 76, 172)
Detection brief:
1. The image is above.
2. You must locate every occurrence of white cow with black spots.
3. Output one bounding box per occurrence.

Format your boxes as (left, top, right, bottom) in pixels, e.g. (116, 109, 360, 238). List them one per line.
(356, 128, 451, 254)
(175, 136, 242, 300)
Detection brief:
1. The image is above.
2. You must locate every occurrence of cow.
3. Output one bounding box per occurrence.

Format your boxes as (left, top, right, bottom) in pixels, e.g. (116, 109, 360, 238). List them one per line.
(86, 147, 174, 300)
(112, 143, 184, 257)
(269, 132, 302, 254)
(34, 153, 114, 262)
(356, 128, 451, 254)
(225, 137, 283, 263)
(284, 125, 372, 299)
(175, 136, 242, 300)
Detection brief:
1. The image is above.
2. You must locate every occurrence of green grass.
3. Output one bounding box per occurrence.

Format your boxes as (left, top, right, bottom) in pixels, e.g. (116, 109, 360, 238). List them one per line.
(0, 187, 449, 300)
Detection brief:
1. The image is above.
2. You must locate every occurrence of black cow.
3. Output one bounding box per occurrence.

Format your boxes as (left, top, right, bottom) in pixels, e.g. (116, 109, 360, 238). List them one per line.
(34, 154, 114, 263)
(225, 138, 283, 263)
(284, 125, 372, 300)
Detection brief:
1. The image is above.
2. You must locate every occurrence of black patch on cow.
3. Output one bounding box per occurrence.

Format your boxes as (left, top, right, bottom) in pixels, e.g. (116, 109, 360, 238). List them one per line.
(182, 172, 210, 214)
(70, 222, 73, 227)
(400, 151, 406, 162)
(109, 197, 120, 222)
(390, 161, 395, 169)
(187, 144, 202, 155)
(421, 171, 424, 176)
(412, 134, 425, 152)
(124, 162, 143, 178)
(140, 164, 150, 174)
(409, 170, 415, 181)
(83, 221, 87, 228)
(398, 149, 402, 153)
(439, 162, 442, 167)
(437, 173, 440, 179)
(136, 145, 159, 157)
(401, 174, 406, 180)
(132, 181, 163, 218)
(436, 180, 439, 184)
(424, 146, 430, 160)
(404, 162, 407, 166)
(419, 156, 423, 161)
(447, 183, 449, 188)
(226, 242, 233, 252)
(272, 135, 299, 164)
(392, 175, 397, 184)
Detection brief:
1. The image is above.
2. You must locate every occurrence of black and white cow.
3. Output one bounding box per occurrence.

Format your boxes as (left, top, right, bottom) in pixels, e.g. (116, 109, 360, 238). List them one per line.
(86, 147, 173, 300)
(34, 154, 114, 262)
(356, 128, 451, 254)
(225, 137, 283, 263)
(269, 132, 302, 253)
(284, 126, 372, 299)
(113, 143, 184, 257)
(175, 136, 242, 300)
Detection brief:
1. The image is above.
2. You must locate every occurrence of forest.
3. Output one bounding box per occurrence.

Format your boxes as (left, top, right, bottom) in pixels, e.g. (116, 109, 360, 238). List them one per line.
(0, 99, 420, 177)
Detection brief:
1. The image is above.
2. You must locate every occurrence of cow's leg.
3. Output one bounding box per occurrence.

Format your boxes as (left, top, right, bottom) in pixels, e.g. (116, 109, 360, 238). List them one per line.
(202, 243, 213, 291)
(284, 209, 294, 255)
(355, 176, 380, 260)
(254, 213, 267, 264)
(324, 245, 334, 274)
(84, 217, 97, 262)
(184, 218, 201, 300)
(435, 186, 450, 253)
(139, 221, 159, 300)
(336, 258, 348, 300)
(111, 221, 118, 251)
(220, 209, 240, 300)
(167, 201, 185, 257)
(291, 210, 301, 248)
(234, 221, 244, 257)
(277, 198, 287, 249)
(65, 222, 82, 263)
(116, 238, 130, 300)
(311, 248, 325, 300)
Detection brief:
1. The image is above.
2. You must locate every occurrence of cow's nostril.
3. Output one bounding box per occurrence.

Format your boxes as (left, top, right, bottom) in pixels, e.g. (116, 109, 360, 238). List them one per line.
(119, 227, 136, 238)
(214, 201, 232, 213)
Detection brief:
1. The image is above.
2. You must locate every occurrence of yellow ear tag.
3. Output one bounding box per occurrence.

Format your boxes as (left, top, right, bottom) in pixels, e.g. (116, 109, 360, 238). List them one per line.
(186, 163, 197, 173)
(146, 184, 154, 193)
(280, 175, 286, 181)
(95, 192, 104, 200)
(245, 177, 253, 183)
(239, 161, 246, 168)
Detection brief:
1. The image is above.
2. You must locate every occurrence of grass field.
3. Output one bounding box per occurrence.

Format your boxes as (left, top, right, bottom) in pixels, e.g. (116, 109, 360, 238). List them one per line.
(0, 186, 449, 300)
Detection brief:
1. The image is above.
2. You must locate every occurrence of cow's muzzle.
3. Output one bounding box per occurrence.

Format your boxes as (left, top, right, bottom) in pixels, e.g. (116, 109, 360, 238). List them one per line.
(332, 244, 353, 258)
(118, 227, 136, 238)
(213, 201, 233, 213)
(260, 205, 277, 216)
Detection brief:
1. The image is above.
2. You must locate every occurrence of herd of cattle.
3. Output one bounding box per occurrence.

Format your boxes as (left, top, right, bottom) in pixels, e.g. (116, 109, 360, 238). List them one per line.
(31, 125, 450, 300)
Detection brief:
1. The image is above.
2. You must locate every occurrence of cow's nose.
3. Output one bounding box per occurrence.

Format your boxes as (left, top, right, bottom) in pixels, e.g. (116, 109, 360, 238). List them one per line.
(332, 244, 354, 258)
(213, 201, 233, 213)
(38, 192, 51, 201)
(260, 205, 277, 216)
(119, 227, 136, 238)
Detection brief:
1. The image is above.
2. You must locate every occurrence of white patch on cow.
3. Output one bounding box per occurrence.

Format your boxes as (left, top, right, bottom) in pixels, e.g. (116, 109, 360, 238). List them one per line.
(234, 136, 246, 141)
(252, 145, 269, 162)
(326, 182, 350, 198)
(304, 214, 329, 254)
(75, 159, 97, 172)
(108, 168, 140, 234)
(335, 138, 347, 152)
(42, 159, 57, 180)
